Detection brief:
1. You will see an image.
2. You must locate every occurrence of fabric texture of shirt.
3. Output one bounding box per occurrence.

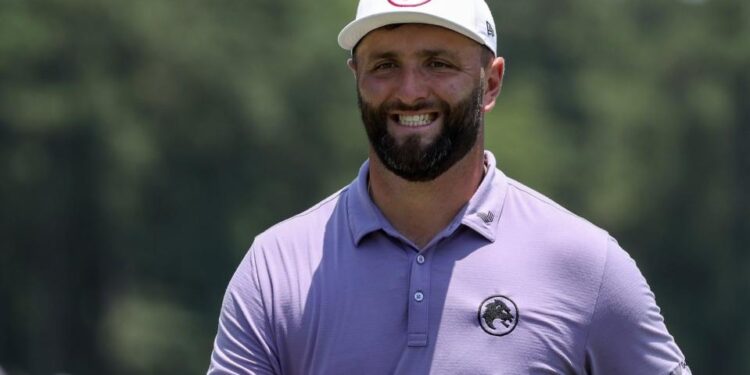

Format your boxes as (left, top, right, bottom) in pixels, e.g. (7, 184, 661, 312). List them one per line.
(208, 151, 689, 375)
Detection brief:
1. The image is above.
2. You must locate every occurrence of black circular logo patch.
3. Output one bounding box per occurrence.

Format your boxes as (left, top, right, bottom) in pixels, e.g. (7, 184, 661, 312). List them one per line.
(478, 295, 519, 336)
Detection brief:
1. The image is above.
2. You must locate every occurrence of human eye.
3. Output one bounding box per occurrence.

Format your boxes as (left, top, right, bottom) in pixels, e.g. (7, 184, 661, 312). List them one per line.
(372, 61, 397, 72)
(427, 59, 454, 69)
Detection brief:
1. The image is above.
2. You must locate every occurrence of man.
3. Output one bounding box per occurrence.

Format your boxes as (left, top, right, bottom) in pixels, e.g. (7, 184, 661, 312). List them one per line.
(208, 0, 691, 373)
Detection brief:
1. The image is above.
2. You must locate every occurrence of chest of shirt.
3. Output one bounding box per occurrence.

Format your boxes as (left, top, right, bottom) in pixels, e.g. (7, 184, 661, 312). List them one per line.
(259, 231, 599, 374)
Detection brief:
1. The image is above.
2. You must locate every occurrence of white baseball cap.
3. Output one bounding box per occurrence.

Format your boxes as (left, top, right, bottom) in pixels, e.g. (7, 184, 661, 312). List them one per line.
(338, 0, 497, 55)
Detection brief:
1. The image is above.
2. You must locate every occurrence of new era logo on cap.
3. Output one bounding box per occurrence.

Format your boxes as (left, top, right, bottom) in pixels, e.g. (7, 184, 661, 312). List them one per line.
(388, 0, 431, 7)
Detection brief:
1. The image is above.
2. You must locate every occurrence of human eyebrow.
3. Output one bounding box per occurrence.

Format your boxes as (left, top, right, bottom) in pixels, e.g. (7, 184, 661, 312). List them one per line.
(365, 51, 398, 62)
(417, 49, 460, 61)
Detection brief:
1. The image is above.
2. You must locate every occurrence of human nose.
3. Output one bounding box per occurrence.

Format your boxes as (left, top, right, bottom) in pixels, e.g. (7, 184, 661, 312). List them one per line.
(394, 66, 429, 105)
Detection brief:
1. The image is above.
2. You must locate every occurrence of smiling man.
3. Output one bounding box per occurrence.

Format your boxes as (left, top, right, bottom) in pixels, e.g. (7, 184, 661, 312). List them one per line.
(207, 0, 690, 374)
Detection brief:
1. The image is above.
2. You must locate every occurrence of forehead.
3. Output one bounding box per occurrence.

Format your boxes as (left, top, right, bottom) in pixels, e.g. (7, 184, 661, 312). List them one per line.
(355, 23, 481, 60)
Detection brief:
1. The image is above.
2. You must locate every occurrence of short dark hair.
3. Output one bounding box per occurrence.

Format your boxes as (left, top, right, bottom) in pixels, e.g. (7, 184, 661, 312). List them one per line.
(480, 46, 495, 69)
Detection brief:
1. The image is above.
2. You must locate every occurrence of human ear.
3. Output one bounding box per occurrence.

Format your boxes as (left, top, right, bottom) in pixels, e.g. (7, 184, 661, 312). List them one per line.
(347, 57, 358, 78)
(482, 56, 505, 112)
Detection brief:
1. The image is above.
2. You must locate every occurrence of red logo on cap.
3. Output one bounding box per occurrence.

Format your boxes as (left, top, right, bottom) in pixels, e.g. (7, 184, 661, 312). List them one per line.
(388, 0, 431, 7)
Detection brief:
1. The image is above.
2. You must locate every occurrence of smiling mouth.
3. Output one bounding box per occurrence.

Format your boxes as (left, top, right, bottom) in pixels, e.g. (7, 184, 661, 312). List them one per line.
(393, 113, 438, 127)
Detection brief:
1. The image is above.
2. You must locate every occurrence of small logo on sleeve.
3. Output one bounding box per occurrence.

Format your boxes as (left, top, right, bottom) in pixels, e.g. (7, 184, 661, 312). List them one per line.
(478, 295, 518, 336)
(388, 0, 431, 7)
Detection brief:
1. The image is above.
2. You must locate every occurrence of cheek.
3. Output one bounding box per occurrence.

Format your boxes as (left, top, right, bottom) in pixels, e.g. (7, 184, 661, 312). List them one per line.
(358, 77, 392, 102)
(437, 81, 472, 103)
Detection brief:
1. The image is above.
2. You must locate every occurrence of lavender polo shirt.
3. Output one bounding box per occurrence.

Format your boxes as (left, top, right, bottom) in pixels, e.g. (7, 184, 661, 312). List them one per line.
(209, 151, 689, 375)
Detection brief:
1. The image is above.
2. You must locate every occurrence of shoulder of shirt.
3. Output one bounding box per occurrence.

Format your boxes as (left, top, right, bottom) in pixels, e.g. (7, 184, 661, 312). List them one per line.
(502, 175, 616, 278)
(503, 176, 620, 305)
(252, 186, 348, 245)
(504, 176, 607, 236)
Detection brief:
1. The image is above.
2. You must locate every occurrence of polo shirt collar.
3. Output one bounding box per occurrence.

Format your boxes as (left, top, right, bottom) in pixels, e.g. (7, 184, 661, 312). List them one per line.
(459, 151, 507, 243)
(346, 159, 385, 245)
(346, 150, 508, 246)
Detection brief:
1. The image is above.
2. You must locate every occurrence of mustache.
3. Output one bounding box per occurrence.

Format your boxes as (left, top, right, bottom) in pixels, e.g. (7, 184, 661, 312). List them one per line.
(381, 99, 443, 113)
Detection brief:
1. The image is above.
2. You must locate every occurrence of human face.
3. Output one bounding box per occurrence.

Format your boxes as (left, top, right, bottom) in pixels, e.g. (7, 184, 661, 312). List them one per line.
(351, 24, 493, 182)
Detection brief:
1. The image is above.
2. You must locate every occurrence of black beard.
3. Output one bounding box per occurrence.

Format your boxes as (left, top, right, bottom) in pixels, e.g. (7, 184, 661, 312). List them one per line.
(358, 83, 484, 182)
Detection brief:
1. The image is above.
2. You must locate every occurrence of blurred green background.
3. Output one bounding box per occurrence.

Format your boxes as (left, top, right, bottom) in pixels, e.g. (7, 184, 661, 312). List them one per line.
(0, 0, 747, 373)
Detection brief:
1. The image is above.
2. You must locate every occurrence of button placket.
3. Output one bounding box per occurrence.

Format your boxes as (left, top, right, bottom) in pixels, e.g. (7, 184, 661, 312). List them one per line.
(407, 251, 431, 347)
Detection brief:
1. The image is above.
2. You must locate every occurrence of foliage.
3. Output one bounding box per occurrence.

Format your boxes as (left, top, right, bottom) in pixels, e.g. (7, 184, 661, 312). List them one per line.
(0, 0, 747, 373)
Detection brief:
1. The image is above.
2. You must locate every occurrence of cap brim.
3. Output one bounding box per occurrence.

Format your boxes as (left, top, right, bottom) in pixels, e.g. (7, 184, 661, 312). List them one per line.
(338, 11, 487, 52)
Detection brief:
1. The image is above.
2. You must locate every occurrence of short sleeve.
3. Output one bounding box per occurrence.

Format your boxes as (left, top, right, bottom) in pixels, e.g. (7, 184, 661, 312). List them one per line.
(208, 244, 281, 375)
(584, 237, 690, 375)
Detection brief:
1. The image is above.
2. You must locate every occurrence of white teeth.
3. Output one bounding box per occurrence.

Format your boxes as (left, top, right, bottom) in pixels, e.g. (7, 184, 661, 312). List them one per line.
(398, 114, 434, 126)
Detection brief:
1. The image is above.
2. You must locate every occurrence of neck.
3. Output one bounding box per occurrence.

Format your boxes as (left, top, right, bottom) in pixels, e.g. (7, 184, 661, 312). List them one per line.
(368, 143, 486, 249)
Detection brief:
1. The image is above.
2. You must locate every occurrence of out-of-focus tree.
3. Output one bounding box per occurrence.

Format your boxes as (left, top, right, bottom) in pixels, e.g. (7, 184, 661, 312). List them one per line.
(488, 1, 749, 373)
(0, 0, 746, 373)
(0, 1, 361, 373)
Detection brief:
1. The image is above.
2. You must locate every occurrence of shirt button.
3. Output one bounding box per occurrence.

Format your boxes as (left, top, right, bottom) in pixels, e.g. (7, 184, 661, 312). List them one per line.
(416, 255, 425, 264)
(414, 291, 424, 302)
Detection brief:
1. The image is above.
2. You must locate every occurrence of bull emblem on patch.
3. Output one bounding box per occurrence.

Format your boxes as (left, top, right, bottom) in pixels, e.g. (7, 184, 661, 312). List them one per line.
(478, 295, 519, 336)
(482, 299, 514, 328)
